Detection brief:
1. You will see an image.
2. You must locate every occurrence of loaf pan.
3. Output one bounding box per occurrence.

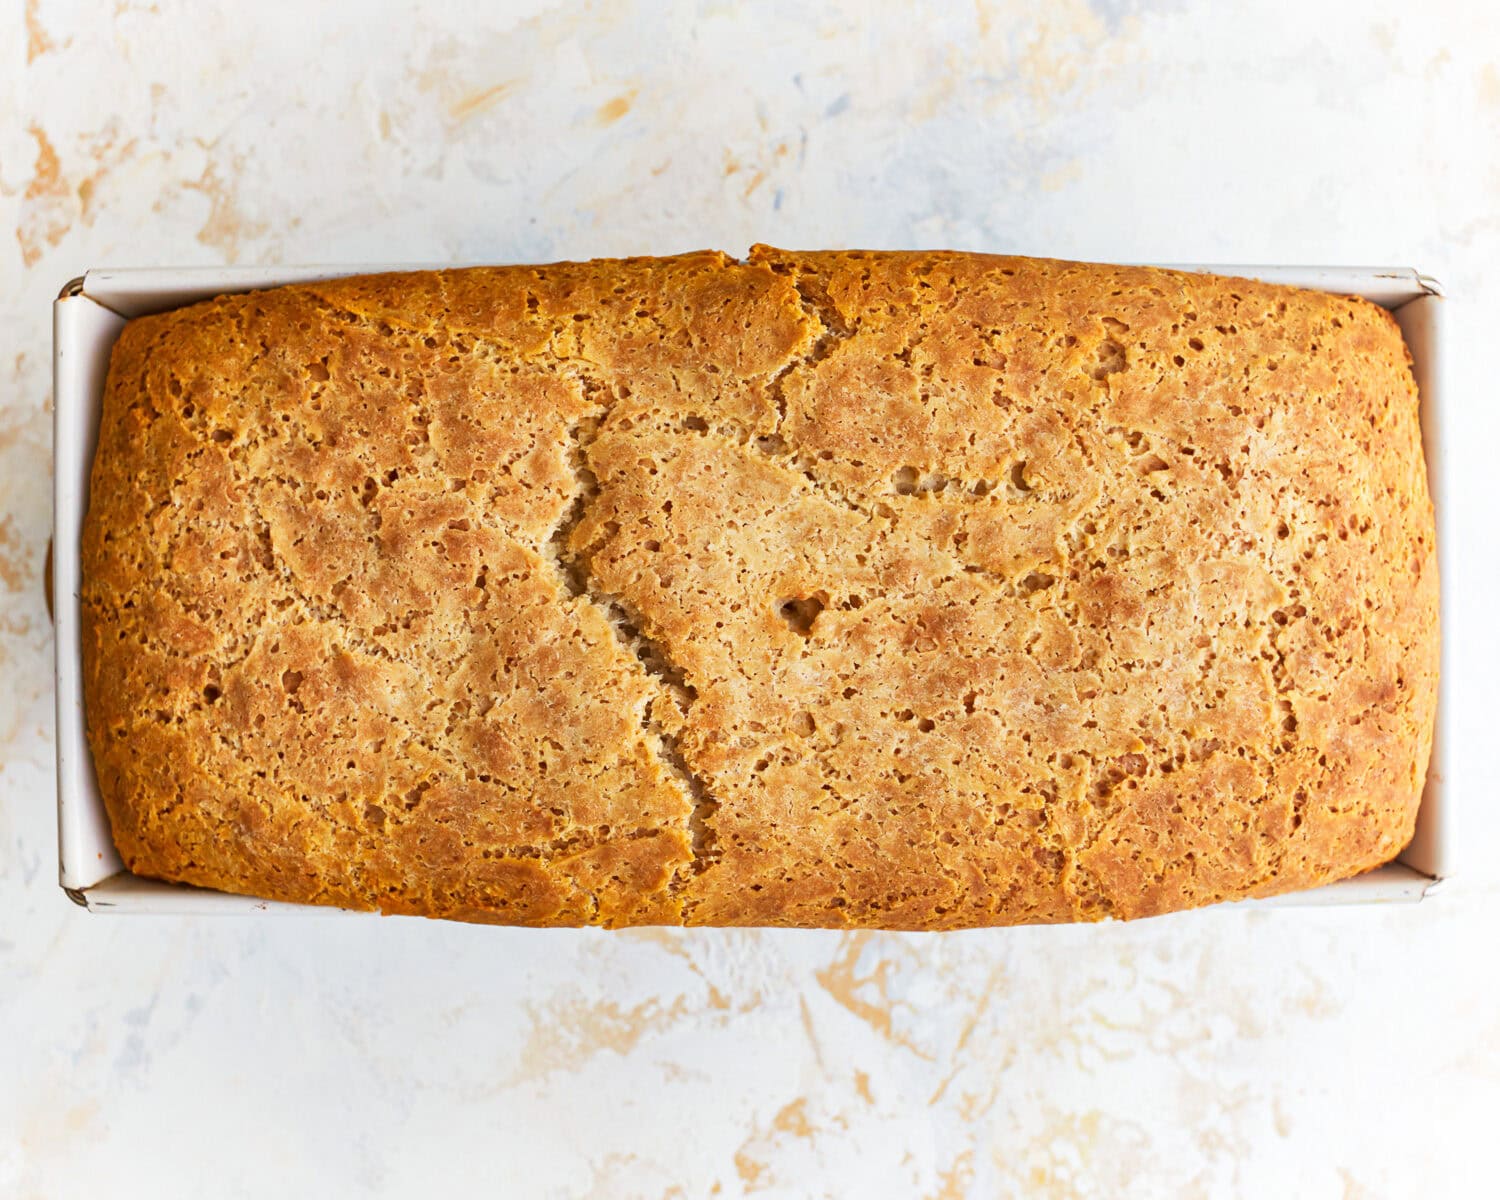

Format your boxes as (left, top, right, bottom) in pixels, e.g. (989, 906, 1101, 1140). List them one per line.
(51, 263, 1450, 915)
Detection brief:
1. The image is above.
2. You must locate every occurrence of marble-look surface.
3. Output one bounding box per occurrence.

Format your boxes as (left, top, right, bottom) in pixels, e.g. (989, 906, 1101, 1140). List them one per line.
(2, 2, 1497, 1195)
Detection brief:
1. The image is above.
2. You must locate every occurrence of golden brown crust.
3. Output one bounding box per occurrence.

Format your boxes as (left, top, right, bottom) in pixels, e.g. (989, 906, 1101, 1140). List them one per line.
(80, 250, 1439, 927)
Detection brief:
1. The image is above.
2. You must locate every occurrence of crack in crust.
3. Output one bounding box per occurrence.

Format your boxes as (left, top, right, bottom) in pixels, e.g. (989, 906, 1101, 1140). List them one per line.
(543, 409, 722, 901)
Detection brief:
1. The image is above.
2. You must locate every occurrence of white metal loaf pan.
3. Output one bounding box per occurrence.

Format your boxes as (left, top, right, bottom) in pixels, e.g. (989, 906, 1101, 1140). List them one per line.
(53, 263, 1450, 915)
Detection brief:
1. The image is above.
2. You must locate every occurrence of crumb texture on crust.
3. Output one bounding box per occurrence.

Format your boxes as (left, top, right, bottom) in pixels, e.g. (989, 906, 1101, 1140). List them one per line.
(80, 249, 1439, 927)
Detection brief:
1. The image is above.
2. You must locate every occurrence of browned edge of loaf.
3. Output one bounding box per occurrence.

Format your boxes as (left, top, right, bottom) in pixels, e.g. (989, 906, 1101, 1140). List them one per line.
(79, 249, 1439, 928)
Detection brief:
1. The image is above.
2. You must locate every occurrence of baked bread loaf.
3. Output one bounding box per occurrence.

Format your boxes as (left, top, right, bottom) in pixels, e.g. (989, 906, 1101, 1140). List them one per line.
(81, 249, 1438, 927)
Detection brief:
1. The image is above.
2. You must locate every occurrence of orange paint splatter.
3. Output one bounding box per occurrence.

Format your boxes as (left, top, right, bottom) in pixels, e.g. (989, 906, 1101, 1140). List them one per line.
(596, 89, 637, 125)
(926, 1151, 974, 1200)
(184, 161, 268, 263)
(17, 126, 68, 267)
(733, 1148, 766, 1188)
(16, 125, 137, 265)
(771, 1098, 813, 1139)
(23, 128, 63, 201)
(449, 81, 517, 122)
(618, 927, 736, 1010)
(1480, 64, 1500, 111)
(26, 0, 58, 63)
(853, 1069, 874, 1104)
(814, 932, 934, 1059)
(928, 965, 1005, 1105)
(512, 993, 693, 1082)
(798, 993, 826, 1071)
(0, 516, 30, 593)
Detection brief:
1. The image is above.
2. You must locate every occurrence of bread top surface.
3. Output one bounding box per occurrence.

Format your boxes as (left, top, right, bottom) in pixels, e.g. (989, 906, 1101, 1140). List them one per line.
(81, 248, 1439, 927)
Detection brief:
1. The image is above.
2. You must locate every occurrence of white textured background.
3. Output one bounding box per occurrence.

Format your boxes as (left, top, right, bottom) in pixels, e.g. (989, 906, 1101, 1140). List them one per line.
(3, 2, 1498, 1196)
